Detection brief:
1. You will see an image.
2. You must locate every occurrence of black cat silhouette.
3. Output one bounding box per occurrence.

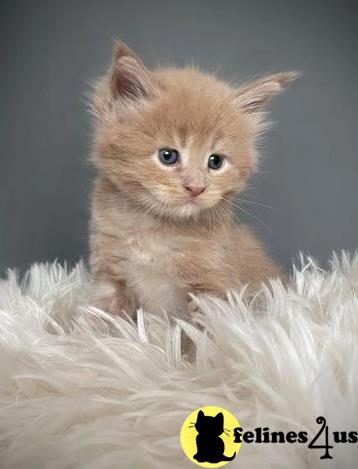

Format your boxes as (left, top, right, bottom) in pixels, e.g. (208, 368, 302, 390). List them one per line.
(193, 410, 236, 463)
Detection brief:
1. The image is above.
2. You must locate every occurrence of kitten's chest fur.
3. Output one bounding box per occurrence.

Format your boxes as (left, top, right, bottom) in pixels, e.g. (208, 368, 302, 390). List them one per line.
(123, 217, 231, 313)
(91, 184, 227, 313)
(124, 227, 188, 313)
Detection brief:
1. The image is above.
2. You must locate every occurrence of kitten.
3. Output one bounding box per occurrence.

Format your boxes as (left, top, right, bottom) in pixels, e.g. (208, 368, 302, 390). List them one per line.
(193, 410, 236, 463)
(89, 41, 297, 316)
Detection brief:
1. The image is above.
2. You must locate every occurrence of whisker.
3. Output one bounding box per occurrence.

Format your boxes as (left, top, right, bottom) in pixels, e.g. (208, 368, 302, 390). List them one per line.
(235, 204, 273, 232)
(236, 197, 277, 211)
(212, 202, 235, 223)
(224, 197, 273, 232)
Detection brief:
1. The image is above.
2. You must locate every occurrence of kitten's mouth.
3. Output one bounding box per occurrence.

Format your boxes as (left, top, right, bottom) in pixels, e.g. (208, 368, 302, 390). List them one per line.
(185, 198, 198, 204)
(170, 195, 200, 207)
(182, 197, 204, 209)
(163, 196, 203, 217)
(183, 192, 206, 204)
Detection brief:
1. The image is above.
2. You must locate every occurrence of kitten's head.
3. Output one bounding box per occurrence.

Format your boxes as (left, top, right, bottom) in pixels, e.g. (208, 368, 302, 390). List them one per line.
(91, 41, 298, 220)
(195, 410, 224, 436)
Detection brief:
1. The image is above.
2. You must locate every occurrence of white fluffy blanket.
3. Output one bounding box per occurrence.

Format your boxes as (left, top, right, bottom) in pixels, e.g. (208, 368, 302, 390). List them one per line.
(0, 254, 358, 469)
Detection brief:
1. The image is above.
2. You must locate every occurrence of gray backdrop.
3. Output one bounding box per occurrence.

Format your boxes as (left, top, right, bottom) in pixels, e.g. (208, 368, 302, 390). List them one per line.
(1, 0, 357, 274)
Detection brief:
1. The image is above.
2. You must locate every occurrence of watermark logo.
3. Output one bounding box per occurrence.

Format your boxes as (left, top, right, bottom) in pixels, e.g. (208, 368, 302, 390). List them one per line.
(180, 406, 242, 467)
(181, 408, 358, 465)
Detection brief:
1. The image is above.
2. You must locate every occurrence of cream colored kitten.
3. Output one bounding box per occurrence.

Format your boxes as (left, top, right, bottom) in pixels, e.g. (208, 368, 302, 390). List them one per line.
(89, 41, 297, 316)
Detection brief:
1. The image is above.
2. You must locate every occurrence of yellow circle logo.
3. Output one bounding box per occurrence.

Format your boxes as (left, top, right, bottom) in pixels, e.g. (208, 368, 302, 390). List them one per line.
(180, 406, 242, 467)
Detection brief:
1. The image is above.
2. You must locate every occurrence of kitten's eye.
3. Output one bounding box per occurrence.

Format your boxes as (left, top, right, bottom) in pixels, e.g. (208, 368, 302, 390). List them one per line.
(158, 148, 180, 165)
(208, 154, 224, 170)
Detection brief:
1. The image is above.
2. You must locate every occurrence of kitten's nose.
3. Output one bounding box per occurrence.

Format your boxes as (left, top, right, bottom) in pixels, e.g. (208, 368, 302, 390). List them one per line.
(184, 184, 206, 197)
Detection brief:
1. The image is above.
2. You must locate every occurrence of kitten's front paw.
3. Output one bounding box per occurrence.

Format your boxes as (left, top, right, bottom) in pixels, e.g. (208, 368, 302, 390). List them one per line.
(93, 295, 126, 316)
(90, 279, 136, 317)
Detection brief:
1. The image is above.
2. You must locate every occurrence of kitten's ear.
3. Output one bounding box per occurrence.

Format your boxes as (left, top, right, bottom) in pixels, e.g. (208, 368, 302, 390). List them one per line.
(197, 410, 205, 420)
(215, 412, 224, 426)
(234, 71, 299, 114)
(108, 41, 155, 103)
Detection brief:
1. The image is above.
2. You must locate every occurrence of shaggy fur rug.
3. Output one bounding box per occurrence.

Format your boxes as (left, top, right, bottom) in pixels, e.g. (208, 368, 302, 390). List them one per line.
(0, 254, 358, 469)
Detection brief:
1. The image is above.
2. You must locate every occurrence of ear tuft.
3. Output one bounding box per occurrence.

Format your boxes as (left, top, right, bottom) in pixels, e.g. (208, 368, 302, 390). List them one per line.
(108, 40, 154, 103)
(235, 71, 300, 113)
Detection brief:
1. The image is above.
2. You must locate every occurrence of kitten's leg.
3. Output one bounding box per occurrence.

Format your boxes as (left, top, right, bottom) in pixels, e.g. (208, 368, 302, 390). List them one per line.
(89, 229, 137, 316)
(90, 274, 137, 317)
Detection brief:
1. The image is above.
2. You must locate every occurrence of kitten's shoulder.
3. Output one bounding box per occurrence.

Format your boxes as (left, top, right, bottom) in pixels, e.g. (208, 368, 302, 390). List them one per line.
(233, 223, 281, 282)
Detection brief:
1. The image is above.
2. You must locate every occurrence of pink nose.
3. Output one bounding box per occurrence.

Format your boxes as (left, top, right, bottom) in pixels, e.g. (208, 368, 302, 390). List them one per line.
(184, 184, 206, 197)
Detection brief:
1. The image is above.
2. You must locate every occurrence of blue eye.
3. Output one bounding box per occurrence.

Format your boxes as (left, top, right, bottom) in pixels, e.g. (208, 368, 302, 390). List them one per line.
(158, 148, 180, 165)
(208, 154, 224, 170)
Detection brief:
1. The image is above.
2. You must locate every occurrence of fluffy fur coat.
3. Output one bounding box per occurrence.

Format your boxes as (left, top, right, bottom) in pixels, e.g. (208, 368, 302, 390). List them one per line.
(0, 253, 357, 468)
